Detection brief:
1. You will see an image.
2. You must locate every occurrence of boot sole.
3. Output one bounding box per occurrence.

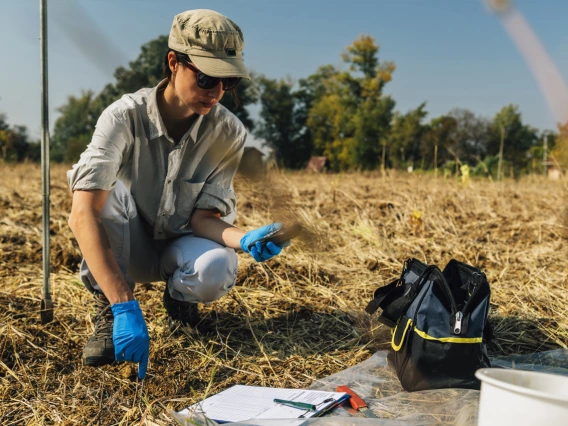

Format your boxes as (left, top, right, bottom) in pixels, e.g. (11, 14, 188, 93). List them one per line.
(83, 355, 115, 367)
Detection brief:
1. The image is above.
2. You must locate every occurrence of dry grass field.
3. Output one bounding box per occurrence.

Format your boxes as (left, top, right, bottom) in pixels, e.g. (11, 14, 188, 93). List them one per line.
(1, 163, 567, 425)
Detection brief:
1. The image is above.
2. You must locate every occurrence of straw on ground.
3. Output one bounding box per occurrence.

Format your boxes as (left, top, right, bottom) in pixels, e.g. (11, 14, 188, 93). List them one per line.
(0, 164, 566, 425)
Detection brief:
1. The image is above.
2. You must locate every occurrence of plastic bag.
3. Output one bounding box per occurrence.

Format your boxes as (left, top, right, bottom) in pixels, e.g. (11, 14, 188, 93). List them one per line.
(173, 349, 568, 426)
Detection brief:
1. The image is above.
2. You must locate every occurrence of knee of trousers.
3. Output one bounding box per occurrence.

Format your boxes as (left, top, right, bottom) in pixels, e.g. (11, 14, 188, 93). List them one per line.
(170, 247, 238, 303)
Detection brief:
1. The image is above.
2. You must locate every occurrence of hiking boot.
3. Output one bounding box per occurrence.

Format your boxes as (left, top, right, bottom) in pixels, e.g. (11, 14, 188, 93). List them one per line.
(163, 286, 200, 334)
(82, 291, 115, 366)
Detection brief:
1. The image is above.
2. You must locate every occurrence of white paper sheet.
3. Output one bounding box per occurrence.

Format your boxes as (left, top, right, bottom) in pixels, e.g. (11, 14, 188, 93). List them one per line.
(180, 385, 348, 423)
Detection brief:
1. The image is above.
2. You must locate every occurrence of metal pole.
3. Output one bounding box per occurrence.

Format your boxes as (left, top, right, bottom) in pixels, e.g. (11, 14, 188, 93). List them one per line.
(381, 142, 386, 179)
(497, 125, 504, 181)
(434, 144, 438, 178)
(40, 0, 53, 324)
(543, 135, 548, 177)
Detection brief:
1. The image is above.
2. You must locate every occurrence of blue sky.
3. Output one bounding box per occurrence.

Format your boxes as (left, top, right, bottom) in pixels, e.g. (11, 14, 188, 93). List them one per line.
(1, 0, 568, 150)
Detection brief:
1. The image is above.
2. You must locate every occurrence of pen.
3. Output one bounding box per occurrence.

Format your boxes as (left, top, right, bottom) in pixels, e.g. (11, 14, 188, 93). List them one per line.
(273, 399, 317, 411)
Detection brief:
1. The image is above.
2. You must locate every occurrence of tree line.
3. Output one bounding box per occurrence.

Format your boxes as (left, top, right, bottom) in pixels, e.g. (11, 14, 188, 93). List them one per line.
(0, 114, 40, 163)
(1, 34, 566, 177)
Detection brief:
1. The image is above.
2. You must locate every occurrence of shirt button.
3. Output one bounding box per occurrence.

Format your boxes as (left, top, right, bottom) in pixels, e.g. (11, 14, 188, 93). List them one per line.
(167, 179, 171, 184)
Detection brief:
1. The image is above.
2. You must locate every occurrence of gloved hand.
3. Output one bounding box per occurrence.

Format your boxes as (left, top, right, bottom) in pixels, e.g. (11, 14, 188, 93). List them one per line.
(111, 300, 149, 380)
(240, 223, 288, 262)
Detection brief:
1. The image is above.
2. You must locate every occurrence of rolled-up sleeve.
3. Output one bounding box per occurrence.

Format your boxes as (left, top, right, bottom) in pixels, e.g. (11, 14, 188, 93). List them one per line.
(66, 109, 132, 192)
(194, 129, 246, 216)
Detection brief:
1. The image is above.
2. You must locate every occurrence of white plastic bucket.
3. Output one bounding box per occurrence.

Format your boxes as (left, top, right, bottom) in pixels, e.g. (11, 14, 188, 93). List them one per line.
(476, 368, 568, 426)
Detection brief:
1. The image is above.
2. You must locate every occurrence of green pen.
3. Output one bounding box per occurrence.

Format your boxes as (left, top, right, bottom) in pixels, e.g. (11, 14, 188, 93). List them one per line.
(273, 399, 317, 411)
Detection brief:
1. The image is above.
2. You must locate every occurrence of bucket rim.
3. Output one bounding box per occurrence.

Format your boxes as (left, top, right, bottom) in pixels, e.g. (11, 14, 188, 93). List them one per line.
(476, 368, 568, 405)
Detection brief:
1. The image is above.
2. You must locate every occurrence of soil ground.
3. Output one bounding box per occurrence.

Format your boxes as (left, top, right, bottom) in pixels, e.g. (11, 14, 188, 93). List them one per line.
(1, 164, 566, 425)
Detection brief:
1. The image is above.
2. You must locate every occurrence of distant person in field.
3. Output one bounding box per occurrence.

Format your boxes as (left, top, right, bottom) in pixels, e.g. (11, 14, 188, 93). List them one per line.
(66, 9, 291, 380)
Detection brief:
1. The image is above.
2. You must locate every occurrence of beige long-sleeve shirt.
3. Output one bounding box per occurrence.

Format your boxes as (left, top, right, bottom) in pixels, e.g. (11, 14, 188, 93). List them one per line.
(67, 80, 246, 240)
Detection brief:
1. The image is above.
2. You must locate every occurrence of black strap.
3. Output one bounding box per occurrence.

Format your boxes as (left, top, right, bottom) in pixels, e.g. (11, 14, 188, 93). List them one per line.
(365, 278, 399, 314)
(378, 285, 414, 327)
(366, 265, 438, 328)
(365, 260, 415, 316)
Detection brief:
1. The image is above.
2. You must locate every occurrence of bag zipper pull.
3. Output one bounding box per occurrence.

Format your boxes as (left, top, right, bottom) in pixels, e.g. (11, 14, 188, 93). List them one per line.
(454, 311, 463, 334)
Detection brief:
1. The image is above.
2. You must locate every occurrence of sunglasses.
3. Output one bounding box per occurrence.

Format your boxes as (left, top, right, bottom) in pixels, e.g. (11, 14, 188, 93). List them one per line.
(181, 60, 242, 91)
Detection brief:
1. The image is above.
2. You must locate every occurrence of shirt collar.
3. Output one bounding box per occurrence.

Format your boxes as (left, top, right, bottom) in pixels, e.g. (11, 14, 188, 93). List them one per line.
(189, 114, 204, 143)
(146, 79, 204, 144)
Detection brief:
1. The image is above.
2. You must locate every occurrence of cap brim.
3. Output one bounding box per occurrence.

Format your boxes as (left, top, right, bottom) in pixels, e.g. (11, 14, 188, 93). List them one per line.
(189, 55, 250, 80)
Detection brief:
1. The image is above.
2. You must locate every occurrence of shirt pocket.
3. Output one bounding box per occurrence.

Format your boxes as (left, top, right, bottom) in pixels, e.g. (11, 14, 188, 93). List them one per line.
(176, 180, 205, 219)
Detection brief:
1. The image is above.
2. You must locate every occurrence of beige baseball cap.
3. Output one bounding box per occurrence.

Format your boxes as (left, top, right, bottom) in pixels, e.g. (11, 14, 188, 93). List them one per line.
(168, 9, 250, 79)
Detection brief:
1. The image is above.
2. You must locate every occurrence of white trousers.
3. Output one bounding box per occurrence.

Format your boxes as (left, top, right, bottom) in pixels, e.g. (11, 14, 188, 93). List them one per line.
(79, 181, 238, 303)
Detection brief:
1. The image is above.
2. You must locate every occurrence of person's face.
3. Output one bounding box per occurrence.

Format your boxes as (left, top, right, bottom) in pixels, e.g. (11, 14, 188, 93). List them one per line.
(169, 52, 224, 115)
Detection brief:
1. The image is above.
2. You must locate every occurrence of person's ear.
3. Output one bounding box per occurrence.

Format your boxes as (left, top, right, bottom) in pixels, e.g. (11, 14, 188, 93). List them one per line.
(168, 51, 178, 76)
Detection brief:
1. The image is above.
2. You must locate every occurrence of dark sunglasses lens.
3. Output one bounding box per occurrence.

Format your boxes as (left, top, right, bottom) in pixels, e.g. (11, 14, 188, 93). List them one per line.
(222, 77, 242, 91)
(196, 72, 220, 90)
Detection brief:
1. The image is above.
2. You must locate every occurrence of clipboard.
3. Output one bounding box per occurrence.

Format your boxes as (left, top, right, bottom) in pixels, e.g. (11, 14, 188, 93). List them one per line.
(179, 385, 350, 423)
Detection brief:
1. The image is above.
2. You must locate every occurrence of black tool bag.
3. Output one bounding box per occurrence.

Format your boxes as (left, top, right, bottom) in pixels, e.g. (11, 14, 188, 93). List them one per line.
(365, 258, 492, 391)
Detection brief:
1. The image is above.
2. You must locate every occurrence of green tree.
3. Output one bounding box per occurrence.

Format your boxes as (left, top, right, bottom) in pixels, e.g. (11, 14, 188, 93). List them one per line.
(528, 130, 556, 174)
(113, 36, 168, 95)
(306, 34, 396, 171)
(254, 76, 312, 168)
(0, 115, 39, 162)
(342, 34, 379, 78)
(307, 70, 359, 170)
(82, 36, 171, 127)
(0, 128, 16, 162)
(446, 108, 491, 163)
(352, 95, 395, 169)
(387, 103, 428, 169)
(0, 114, 14, 161)
(422, 115, 457, 171)
(298, 65, 338, 107)
(0, 114, 8, 131)
(489, 105, 537, 176)
(342, 34, 396, 85)
(552, 122, 568, 169)
(51, 91, 97, 162)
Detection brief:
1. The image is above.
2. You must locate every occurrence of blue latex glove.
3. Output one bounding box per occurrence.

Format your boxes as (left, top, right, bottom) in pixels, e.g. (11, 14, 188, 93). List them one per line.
(240, 223, 288, 262)
(111, 300, 149, 380)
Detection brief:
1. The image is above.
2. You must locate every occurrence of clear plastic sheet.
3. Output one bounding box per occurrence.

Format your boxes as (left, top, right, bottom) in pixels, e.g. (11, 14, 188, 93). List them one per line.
(172, 349, 568, 426)
(491, 348, 568, 374)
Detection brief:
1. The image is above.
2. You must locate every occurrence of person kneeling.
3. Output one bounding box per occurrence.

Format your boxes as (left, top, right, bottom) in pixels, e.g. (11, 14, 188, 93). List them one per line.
(66, 9, 290, 380)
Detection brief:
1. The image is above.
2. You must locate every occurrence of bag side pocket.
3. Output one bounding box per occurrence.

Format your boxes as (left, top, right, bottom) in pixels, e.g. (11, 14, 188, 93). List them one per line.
(387, 315, 413, 386)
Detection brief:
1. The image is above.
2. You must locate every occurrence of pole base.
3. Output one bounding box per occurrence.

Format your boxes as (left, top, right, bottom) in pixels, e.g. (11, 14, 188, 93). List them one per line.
(40, 298, 54, 324)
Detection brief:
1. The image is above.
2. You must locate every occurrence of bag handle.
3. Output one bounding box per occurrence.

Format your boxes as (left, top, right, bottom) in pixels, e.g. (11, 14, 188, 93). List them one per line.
(364, 278, 402, 317)
(364, 260, 413, 317)
(366, 264, 438, 328)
